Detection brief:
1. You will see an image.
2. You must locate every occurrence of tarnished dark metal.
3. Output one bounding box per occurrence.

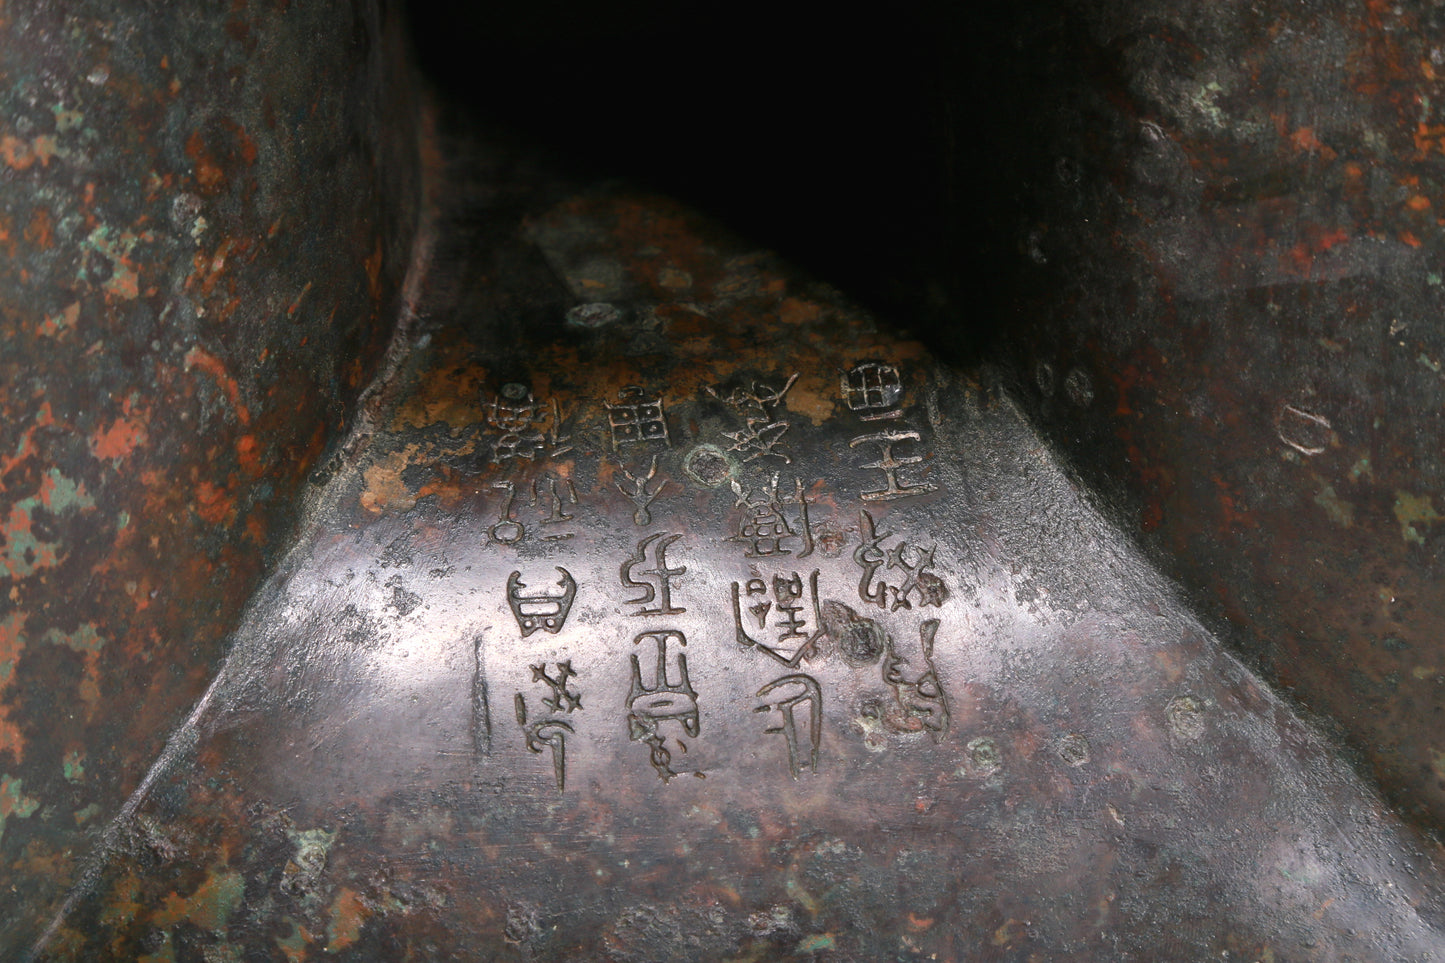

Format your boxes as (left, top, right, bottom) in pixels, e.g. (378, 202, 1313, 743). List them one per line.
(995, 0, 1445, 836)
(9, 1, 1445, 960)
(0, 0, 421, 954)
(18, 126, 1445, 959)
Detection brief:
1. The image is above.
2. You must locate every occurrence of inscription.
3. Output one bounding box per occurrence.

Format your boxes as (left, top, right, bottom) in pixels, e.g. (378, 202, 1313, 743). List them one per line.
(483, 383, 572, 463)
(488, 475, 579, 545)
(532, 474, 578, 539)
(489, 480, 525, 544)
(515, 660, 584, 791)
(620, 533, 687, 616)
(707, 373, 799, 463)
(729, 475, 816, 558)
(842, 362, 903, 420)
(472, 631, 491, 758)
(731, 570, 823, 668)
(880, 620, 950, 743)
(849, 431, 936, 501)
(531, 660, 583, 713)
(606, 386, 671, 449)
(626, 629, 699, 782)
(515, 693, 574, 792)
(506, 568, 577, 637)
(854, 510, 947, 611)
(754, 674, 822, 778)
(616, 455, 671, 526)
(842, 361, 936, 501)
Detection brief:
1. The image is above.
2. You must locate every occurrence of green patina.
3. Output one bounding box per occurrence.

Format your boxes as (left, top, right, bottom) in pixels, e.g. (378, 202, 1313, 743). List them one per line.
(287, 826, 337, 876)
(80, 225, 143, 299)
(1188, 80, 1228, 130)
(797, 933, 837, 953)
(1313, 485, 1354, 528)
(155, 867, 246, 932)
(0, 774, 40, 842)
(0, 613, 23, 687)
(276, 920, 311, 962)
(3, 469, 96, 578)
(63, 749, 85, 781)
(1394, 490, 1444, 546)
(51, 104, 83, 132)
(73, 802, 100, 824)
(40, 467, 93, 514)
(44, 624, 105, 654)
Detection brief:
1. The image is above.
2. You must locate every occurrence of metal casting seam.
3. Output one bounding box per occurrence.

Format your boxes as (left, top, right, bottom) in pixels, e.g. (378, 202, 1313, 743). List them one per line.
(23, 101, 444, 963)
(25, 667, 232, 960)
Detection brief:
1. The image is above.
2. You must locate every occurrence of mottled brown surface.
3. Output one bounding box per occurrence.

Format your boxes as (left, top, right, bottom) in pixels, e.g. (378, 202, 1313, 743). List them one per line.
(11, 3, 1445, 957)
(997, 0, 1445, 835)
(27, 137, 1445, 959)
(0, 1, 420, 953)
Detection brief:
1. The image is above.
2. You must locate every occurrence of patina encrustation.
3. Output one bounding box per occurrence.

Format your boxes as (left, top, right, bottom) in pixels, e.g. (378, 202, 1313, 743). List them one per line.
(0, 0, 421, 952)
(10, 1, 1445, 959)
(26, 129, 1445, 959)
(992, 0, 1445, 835)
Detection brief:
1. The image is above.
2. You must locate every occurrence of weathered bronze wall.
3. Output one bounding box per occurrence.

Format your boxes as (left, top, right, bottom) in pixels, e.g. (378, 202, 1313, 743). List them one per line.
(0, 0, 420, 952)
(7, 133, 1436, 958)
(997, 0, 1445, 833)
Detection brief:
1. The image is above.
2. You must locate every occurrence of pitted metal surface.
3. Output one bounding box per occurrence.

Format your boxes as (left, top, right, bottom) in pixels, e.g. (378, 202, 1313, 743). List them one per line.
(995, 0, 1445, 837)
(9, 2, 1445, 958)
(0, 1, 421, 953)
(26, 136, 1445, 960)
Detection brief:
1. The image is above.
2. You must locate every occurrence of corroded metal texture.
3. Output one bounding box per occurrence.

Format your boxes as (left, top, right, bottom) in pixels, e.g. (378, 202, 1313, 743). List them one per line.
(995, 0, 1445, 835)
(0, 0, 420, 953)
(23, 131, 1445, 960)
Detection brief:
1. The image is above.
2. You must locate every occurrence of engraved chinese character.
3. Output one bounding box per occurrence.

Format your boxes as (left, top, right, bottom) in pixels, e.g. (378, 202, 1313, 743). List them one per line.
(731, 570, 823, 668)
(606, 386, 671, 449)
(754, 674, 822, 778)
(483, 382, 572, 462)
(849, 430, 936, 502)
(841, 362, 903, 421)
(514, 659, 584, 791)
(488, 480, 525, 544)
(615, 455, 671, 526)
(506, 567, 577, 636)
(841, 362, 937, 501)
(854, 510, 949, 611)
(620, 533, 687, 616)
(728, 475, 816, 558)
(708, 373, 798, 463)
(879, 620, 950, 743)
(514, 693, 575, 792)
(488, 475, 580, 546)
(531, 473, 577, 541)
(531, 660, 583, 713)
(626, 630, 699, 782)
